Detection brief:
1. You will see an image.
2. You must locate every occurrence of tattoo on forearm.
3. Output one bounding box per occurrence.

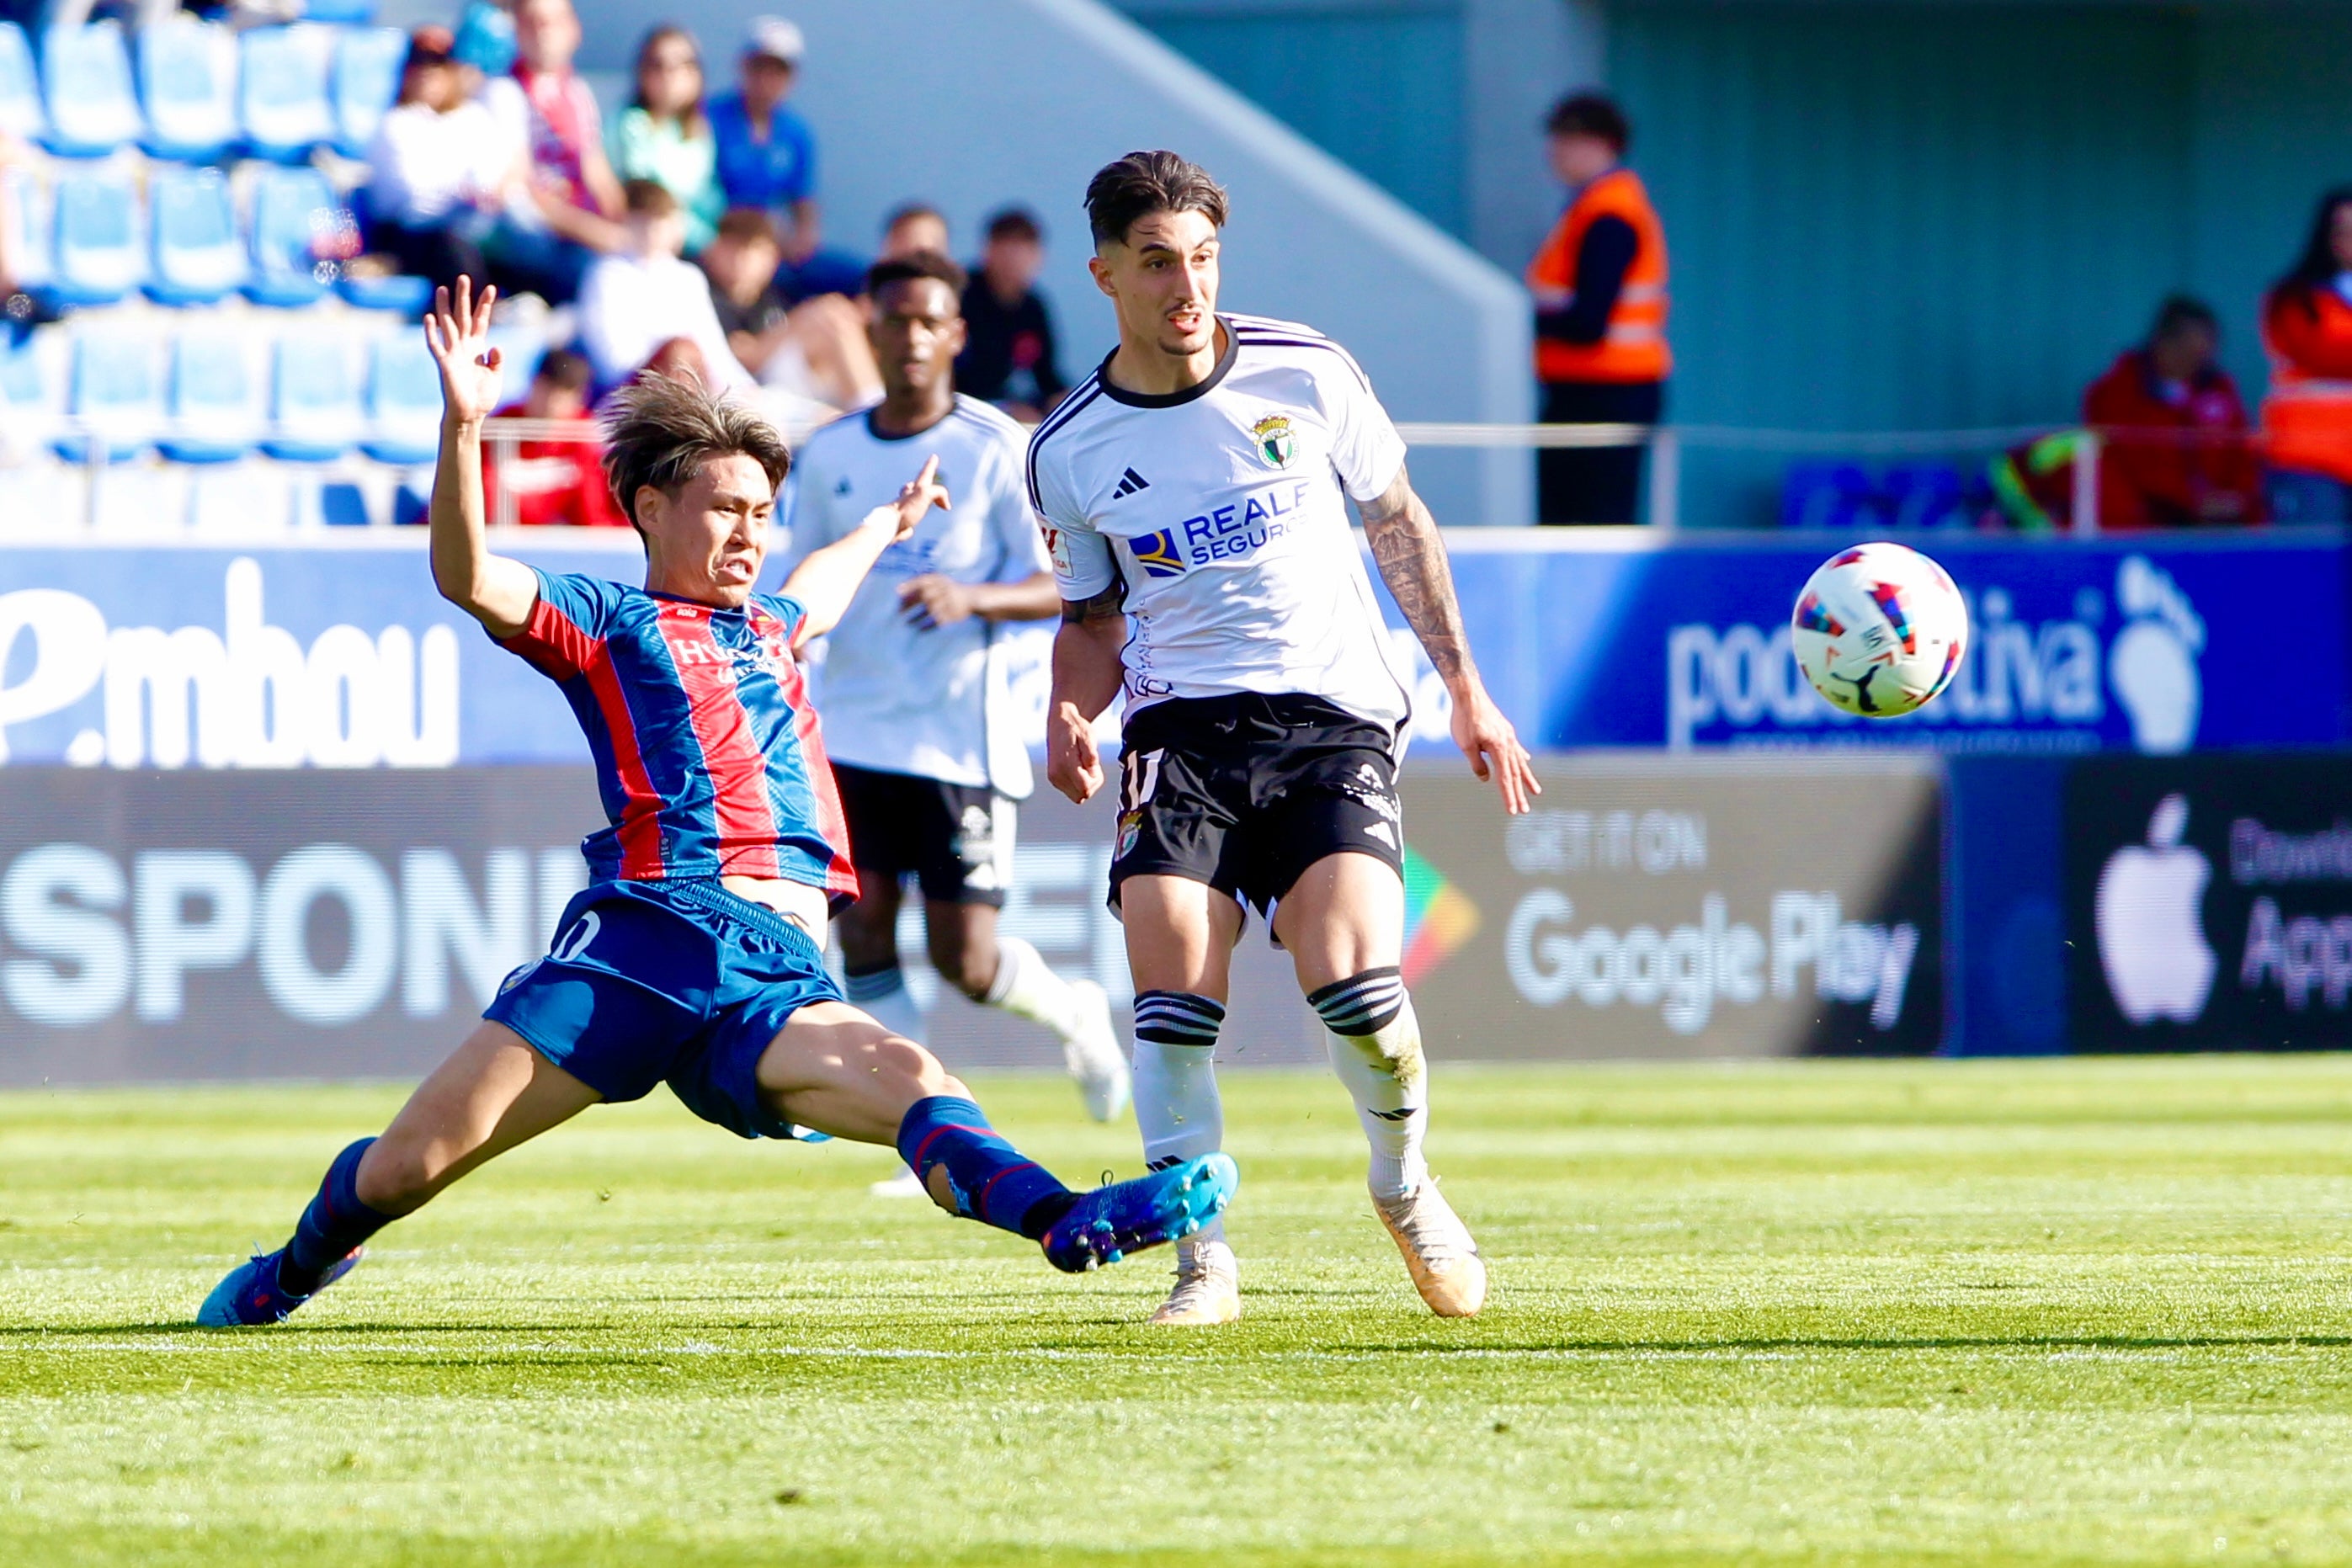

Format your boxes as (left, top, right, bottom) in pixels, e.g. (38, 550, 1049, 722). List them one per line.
(1061, 584, 1126, 624)
(1361, 471, 1469, 680)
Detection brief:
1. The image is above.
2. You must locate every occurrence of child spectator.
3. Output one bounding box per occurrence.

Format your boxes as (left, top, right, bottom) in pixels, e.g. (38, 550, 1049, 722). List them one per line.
(479, 0, 625, 302)
(576, 180, 749, 391)
(2262, 188, 2352, 523)
(365, 26, 517, 290)
(701, 208, 880, 410)
(2085, 298, 2261, 528)
(879, 202, 949, 263)
(708, 18, 864, 298)
(611, 26, 725, 257)
(957, 206, 1066, 418)
(482, 348, 627, 528)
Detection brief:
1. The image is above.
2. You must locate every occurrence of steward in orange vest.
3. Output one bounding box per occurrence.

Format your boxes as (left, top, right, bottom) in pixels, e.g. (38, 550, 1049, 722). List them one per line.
(2261, 187, 2352, 522)
(1530, 93, 1669, 524)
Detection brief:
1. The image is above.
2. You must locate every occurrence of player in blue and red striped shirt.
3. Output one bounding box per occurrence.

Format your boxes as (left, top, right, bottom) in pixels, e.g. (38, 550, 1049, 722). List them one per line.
(198, 279, 1233, 1326)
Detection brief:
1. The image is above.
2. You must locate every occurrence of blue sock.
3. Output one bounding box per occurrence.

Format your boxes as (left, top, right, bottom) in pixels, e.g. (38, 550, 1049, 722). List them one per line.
(896, 1096, 1075, 1240)
(279, 1138, 395, 1294)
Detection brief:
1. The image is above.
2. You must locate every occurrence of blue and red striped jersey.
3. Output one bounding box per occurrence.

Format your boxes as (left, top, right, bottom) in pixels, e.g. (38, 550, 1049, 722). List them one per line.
(496, 569, 858, 902)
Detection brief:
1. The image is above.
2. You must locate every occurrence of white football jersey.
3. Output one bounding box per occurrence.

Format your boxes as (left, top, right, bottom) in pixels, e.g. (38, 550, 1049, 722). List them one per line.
(1027, 313, 1414, 733)
(786, 396, 1052, 796)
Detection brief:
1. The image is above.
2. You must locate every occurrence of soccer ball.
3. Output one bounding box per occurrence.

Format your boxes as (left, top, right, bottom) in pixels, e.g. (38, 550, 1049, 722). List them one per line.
(1791, 542, 1969, 718)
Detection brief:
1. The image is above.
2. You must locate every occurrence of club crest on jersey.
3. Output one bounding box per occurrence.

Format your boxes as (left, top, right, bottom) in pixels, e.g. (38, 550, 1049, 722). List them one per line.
(1131, 527, 1187, 578)
(1250, 413, 1296, 469)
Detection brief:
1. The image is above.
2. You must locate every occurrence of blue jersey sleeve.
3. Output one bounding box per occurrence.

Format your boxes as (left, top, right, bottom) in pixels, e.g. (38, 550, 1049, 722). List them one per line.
(497, 569, 631, 679)
(753, 592, 811, 643)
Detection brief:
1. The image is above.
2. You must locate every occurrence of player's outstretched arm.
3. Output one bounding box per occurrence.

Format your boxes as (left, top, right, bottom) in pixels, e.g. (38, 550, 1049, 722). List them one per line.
(1046, 588, 1125, 805)
(424, 278, 538, 639)
(1359, 464, 1541, 815)
(783, 455, 950, 642)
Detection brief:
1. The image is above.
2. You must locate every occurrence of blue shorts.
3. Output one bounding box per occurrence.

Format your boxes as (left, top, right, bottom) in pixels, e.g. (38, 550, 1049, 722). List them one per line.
(485, 878, 843, 1140)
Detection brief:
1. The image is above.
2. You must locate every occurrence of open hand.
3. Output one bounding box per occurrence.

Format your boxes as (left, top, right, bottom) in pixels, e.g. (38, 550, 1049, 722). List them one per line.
(423, 276, 502, 424)
(1450, 680, 1541, 815)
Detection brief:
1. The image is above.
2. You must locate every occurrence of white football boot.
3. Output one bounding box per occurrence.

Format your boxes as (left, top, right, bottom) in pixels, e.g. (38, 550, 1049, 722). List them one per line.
(1063, 980, 1131, 1123)
(1373, 1178, 1487, 1318)
(1146, 1236, 1241, 1326)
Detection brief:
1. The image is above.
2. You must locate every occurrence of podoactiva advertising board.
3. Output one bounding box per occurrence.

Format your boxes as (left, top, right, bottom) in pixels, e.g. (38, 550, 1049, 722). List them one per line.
(2067, 754, 2352, 1050)
(1397, 754, 1944, 1058)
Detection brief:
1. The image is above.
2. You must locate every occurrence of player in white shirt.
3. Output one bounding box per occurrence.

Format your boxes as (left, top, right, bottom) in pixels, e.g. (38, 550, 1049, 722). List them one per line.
(790, 254, 1130, 1184)
(1033, 152, 1540, 1325)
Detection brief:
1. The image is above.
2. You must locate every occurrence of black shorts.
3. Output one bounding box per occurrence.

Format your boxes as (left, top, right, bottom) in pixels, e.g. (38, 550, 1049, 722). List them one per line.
(833, 763, 1014, 907)
(1109, 694, 1404, 918)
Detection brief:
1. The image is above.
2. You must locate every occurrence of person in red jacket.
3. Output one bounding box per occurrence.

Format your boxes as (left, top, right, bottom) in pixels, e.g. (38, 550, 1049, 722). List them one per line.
(2085, 297, 2262, 528)
(2262, 187, 2352, 523)
(481, 348, 629, 527)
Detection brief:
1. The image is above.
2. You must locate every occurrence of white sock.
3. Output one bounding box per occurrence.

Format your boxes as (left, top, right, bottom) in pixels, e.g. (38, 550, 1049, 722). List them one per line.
(1310, 969, 1429, 1200)
(843, 965, 926, 1046)
(1132, 990, 1227, 1247)
(983, 934, 1088, 1042)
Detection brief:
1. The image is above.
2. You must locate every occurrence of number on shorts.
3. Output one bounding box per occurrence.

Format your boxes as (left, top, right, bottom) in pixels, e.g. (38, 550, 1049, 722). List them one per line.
(551, 909, 602, 964)
(1120, 747, 1164, 813)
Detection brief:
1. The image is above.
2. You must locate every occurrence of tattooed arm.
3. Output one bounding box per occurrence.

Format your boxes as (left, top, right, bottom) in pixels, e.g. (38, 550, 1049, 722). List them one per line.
(1046, 582, 1128, 805)
(1359, 463, 1541, 814)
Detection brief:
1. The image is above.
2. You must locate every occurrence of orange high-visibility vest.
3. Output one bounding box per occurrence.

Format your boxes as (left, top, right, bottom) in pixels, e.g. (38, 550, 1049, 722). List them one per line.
(2262, 286, 2352, 485)
(1527, 167, 1670, 385)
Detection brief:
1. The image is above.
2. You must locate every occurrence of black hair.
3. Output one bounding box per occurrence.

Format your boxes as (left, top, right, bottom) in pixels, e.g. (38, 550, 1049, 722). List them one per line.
(2149, 295, 2218, 344)
(600, 373, 790, 537)
(985, 206, 1042, 244)
(1546, 91, 1629, 153)
(866, 250, 968, 298)
(629, 24, 705, 139)
(535, 348, 591, 391)
(2272, 186, 2352, 320)
(1083, 151, 1228, 247)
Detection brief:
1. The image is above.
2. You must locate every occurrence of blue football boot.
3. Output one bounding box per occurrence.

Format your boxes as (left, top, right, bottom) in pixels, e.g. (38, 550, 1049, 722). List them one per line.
(1041, 1153, 1237, 1273)
(196, 1246, 363, 1327)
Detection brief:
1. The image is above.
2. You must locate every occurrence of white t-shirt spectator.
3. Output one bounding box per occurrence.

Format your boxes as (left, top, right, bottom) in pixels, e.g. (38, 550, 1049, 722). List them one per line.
(575, 252, 751, 390)
(366, 100, 517, 226)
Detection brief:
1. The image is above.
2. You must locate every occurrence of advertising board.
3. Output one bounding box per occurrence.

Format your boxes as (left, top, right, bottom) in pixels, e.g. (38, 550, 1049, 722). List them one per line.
(2067, 754, 2352, 1051)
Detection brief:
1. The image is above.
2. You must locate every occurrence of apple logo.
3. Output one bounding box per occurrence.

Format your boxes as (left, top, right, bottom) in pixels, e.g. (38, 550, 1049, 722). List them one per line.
(2094, 792, 2216, 1025)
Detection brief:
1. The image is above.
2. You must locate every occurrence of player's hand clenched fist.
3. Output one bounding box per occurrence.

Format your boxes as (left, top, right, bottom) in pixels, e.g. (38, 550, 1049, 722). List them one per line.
(1046, 700, 1104, 805)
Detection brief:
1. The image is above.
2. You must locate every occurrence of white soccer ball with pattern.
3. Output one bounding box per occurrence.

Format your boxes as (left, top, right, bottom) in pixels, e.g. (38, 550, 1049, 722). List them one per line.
(1791, 542, 1969, 719)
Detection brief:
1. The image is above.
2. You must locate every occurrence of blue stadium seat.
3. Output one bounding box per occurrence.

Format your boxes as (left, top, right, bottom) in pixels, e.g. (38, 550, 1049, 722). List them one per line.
(46, 168, 142, 308)
(56, 330, 157, 464)
(332, 26, 404, 158)
(160, 331, 263, 464)
(0, 23, 45, 141)
(265, 333, 361, 461)
(2, 166, 49, 291)
(337, 266, 432, 313)
(147, 166, 247, 306)
(0, 327, 59, 458)
(239, 24, 336, 162)
(363, 333, 441, 465)
(246, 164, 336, 307)
(138, 17, 238, 162)
(40, 23, 143, 158)
(303, 0, 380, 23)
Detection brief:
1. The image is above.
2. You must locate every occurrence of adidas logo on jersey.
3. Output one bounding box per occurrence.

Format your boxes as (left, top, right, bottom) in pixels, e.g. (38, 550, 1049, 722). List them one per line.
(1112, 468, 1151, 499)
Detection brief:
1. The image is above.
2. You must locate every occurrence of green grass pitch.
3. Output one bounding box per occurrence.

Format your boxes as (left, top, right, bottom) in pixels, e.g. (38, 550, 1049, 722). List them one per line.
(8, 1057, 2352, 1565)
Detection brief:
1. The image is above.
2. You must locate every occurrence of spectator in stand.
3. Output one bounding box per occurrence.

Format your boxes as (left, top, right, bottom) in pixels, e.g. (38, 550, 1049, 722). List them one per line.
(365, 26, 518, 290)
(611, 26, 725, 258)
(2087, 298, 2261, 528)
(641, 334, 714, 388)
(479, 0, 625, 303)
(577, 180, 749, 392)
(2262, 189, 2352, 524)
(879, 203, 949, 263)
(708, 18, 865, 299)
(700, 207, 880, 408)
(1529, 92, 1671, 524)
(957, 206, 1065, 419)
(482, 348, 627, 528)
